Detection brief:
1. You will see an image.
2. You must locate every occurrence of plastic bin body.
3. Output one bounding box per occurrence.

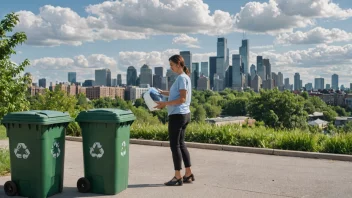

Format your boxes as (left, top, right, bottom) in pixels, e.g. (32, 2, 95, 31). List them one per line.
(1, 110, 72, 198)
(76, 108, 135, 195)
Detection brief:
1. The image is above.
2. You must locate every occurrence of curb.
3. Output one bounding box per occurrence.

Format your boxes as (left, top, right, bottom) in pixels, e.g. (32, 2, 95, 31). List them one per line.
(65, 136, 352, 162)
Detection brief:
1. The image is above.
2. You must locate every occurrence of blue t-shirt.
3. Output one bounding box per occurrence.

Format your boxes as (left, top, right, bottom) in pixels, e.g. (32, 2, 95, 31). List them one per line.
(167, 73, 192, 115)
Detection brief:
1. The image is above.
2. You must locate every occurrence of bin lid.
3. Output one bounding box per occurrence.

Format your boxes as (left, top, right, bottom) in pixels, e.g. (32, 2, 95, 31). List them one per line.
(1, 110, 73, 125)
(75, 108, 136, 123)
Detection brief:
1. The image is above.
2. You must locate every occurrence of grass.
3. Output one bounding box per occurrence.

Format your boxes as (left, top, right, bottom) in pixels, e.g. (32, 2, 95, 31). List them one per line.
(129, 122, 352, 155)
(0, 148, 10, 176)
(0, 125, 6, 140)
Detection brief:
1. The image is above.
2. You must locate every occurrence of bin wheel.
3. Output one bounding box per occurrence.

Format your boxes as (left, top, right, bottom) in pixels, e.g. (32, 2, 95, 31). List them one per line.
(77, 177, 91, 193)
(4, 181, 17, 196)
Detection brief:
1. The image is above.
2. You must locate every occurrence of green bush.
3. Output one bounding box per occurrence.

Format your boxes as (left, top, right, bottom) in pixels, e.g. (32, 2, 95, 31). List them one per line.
(66, 122, 81, 137)
(0, 148, 10, 176)
(321, 133, 352, 154)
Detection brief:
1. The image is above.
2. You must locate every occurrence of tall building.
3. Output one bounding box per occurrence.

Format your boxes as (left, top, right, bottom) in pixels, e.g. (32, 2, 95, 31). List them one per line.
(197, 75, 210, 91)
(326, 84, 331, 89)
(216, 37, 229, 81)
(239, 39, 249, 76)
(209, 56, 217, 90)
(314, 78, 325, 90)
(201, 62, 209, 77)
(278, 72, 284, 87)
(161, 77, 168, 91)
(95, 69, 111, 86)
(155, 67, 164, 77)
(140, 64, 153, 86)
(225, 66, 232, 88)
(250, 64, 256, 80)
(350, 83, 352, 90)
(285, 78, 290, 90)
(68, 72, 77, 84)
(232, 54, 242, 89)
(166, 69, 177, 90)
(117, 74, 122, 86)
(263, 79, 274, 90)
(127, 66, 137, 86)
(83, 80, 94, 87)
(305, 83, 313, 91)
(272, 72, 278, 87)
(180, 51, 192, 73)
(332, 74, 339, 90)
(257, 56, 265, 82)
(153, 67, 164, 89)
(111, 78, 117, 86)
(192, 63, 200, 88)
(252, 75, 262, 92)
(294, 73, 300, 91)
(263, 59, 271, 80)
(38, 78, 46, 88)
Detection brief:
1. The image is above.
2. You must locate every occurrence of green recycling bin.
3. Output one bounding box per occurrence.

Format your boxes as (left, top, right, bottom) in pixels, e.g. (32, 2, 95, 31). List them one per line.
(75, 108, 136, 195)
(1, 110, 72, 198)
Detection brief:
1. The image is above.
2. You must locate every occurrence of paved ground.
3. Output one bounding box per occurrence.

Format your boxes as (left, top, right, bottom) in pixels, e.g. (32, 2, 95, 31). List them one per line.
(0, 140, 352, 198)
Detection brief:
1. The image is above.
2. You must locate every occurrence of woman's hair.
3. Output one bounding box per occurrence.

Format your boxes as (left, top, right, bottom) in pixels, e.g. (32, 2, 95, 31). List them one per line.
(169, 54, 191, 76)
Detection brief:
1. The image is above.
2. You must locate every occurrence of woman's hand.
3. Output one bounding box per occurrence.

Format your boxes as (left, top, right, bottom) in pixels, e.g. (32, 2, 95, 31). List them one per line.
(154, 101, 167, 109)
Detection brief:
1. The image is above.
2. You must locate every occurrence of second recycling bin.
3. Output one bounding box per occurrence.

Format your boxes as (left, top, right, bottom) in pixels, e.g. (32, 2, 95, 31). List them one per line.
(1, 110, 72, 198)
(75, 108, 136, 195)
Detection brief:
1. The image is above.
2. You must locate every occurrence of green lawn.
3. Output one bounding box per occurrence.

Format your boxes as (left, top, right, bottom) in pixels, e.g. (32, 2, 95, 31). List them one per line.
(0, 125, 6, 140)
(0, 148, 10, 176)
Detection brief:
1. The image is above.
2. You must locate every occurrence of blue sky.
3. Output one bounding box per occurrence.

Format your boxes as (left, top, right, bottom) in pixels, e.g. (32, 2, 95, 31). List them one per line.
(1, 0, 352, 87)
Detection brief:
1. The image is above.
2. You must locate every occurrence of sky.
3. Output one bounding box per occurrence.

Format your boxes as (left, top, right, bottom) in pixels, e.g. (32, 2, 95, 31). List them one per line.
(1, 0, 352, 87)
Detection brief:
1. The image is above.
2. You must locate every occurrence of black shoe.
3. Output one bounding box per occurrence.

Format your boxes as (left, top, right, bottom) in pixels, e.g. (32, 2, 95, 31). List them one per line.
(183, 174, 195, 183)
(164, 177, 183, 186)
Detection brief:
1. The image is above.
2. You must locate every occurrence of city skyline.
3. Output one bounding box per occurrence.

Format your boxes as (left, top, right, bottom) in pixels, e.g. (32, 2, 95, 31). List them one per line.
(2, 0, 352, 86)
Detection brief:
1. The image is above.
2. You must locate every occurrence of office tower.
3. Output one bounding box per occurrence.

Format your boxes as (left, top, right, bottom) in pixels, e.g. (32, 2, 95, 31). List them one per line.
(117, 74, 122, 86)
(285, 78, 290, 90)
(38, 78, 46, 88)
(250, 64, 256, 81)
(127, 66, 137, 86)
(180, 51, 192, 73)
(305, 83, 313, 91)
(153, 67, 163, 89)
(252, 75, 262, 92)
(192, 62, 200, 88)
(68, 72, 77, 84)
(225, 66, 232, 88)
(257, 56, 265, 82)
(197, 75, 210, 91)
(161, 77, 168, 90)
(95, 69, 111, 86)
(332, 74, 339, 90)
(239, 39, 249, 76)
(314, 78, 325, 90)
(232, 54, 242, 89)
(216, 37, 229, 80)
(111, 78, 117, 86)
(263, 59, 271, 80)
(278, 72, 284, 87)
(326, 84, 331, 89)
(83, 80, 94, 87)
(140, 64, 153, 87)
(272, 72, 278, 87)
(155, 67, 164, 77)
(166, 69, 177, 90)
(294, 73, 300, 91)
(209, 56, 217, 89)
(201, 62, 209, 77)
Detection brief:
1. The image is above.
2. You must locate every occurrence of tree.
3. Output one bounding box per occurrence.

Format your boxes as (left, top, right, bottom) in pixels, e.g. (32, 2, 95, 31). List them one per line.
(193, 105, 206, 122)
(0, 12, 30, 118)
(223, 98, 248, 116)
(204, 103, 221, 118)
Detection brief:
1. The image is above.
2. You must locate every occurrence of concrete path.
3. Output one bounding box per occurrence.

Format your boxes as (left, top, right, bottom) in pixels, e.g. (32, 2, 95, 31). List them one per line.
(0, 140, 352, 198)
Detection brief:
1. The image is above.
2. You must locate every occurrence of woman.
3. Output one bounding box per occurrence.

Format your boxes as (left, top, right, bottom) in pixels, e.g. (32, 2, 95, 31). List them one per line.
(154, 54, 194, 186)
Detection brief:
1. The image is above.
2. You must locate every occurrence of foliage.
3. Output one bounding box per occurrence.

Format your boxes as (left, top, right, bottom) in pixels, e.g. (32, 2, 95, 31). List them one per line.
(0, 12, 30, 119)
(0, 125, 6, 139)
(0, 148, 10, 176)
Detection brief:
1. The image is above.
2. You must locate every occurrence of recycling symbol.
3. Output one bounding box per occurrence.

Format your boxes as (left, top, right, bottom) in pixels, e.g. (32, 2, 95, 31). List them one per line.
(90, 142, 104, 159)
(51, 142, 61, 158)
(14, 143, 30, 159)
(121, 141, 127, 157)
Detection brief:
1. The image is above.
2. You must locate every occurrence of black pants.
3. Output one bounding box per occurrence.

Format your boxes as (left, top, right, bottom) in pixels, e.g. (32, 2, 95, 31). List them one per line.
(168, 113, 191, 171)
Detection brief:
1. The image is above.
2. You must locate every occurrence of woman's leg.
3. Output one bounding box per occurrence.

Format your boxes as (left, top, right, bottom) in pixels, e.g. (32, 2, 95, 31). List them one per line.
(168, 114, 185, 176)
(179, 113, 191, 175)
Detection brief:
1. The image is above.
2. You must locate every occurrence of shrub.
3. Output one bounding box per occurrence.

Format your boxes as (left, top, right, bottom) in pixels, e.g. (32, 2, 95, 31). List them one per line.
(0, 149, 10, 176)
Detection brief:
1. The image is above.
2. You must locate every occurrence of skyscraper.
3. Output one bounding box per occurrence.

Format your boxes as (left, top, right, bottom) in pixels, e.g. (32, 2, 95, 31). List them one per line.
(117, 74, 122, 86)
(154, 67, 164, 89)
(192, 63, 200, 89)
(155, 67, 164, 77)
(68, 72, 77, 84)
(332, 74, 339, 90)
(278, 72, 284, 87)
(180, 51, 192, 73)
(250, 64, 256, 80)
(38, 78, 46, 88)
(127, 66, 137, 86)
(239, 39, 249, 76)
(140, 64, 153, 86)
(294, 73, 300, 91)
(232, 54, 242, 89)
(284, 78, 290, 90)
(95, 69, 111, 86)
(201, 62, 209, 77)
(257, 56, 265, 82)
(209, 56, 217, 89)
(216, 37, 229, 81)
(314, 78, 325, 90)
(263, 59, 271, 80)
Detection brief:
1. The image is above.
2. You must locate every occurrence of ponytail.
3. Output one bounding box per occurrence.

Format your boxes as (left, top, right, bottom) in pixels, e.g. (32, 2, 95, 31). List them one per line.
(183, 66, 190, 76)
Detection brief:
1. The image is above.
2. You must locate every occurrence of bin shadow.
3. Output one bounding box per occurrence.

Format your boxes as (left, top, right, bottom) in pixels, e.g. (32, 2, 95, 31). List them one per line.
(52, 187, 108, 197)
(128, 184, 165, 188)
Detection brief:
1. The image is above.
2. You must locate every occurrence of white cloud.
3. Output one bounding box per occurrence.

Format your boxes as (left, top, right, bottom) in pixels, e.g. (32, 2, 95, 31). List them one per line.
(275, 27, 352, 45)
(251, 45, 274, 49)
(234, 0, 352, 33)
(172, 34, 200, 48)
